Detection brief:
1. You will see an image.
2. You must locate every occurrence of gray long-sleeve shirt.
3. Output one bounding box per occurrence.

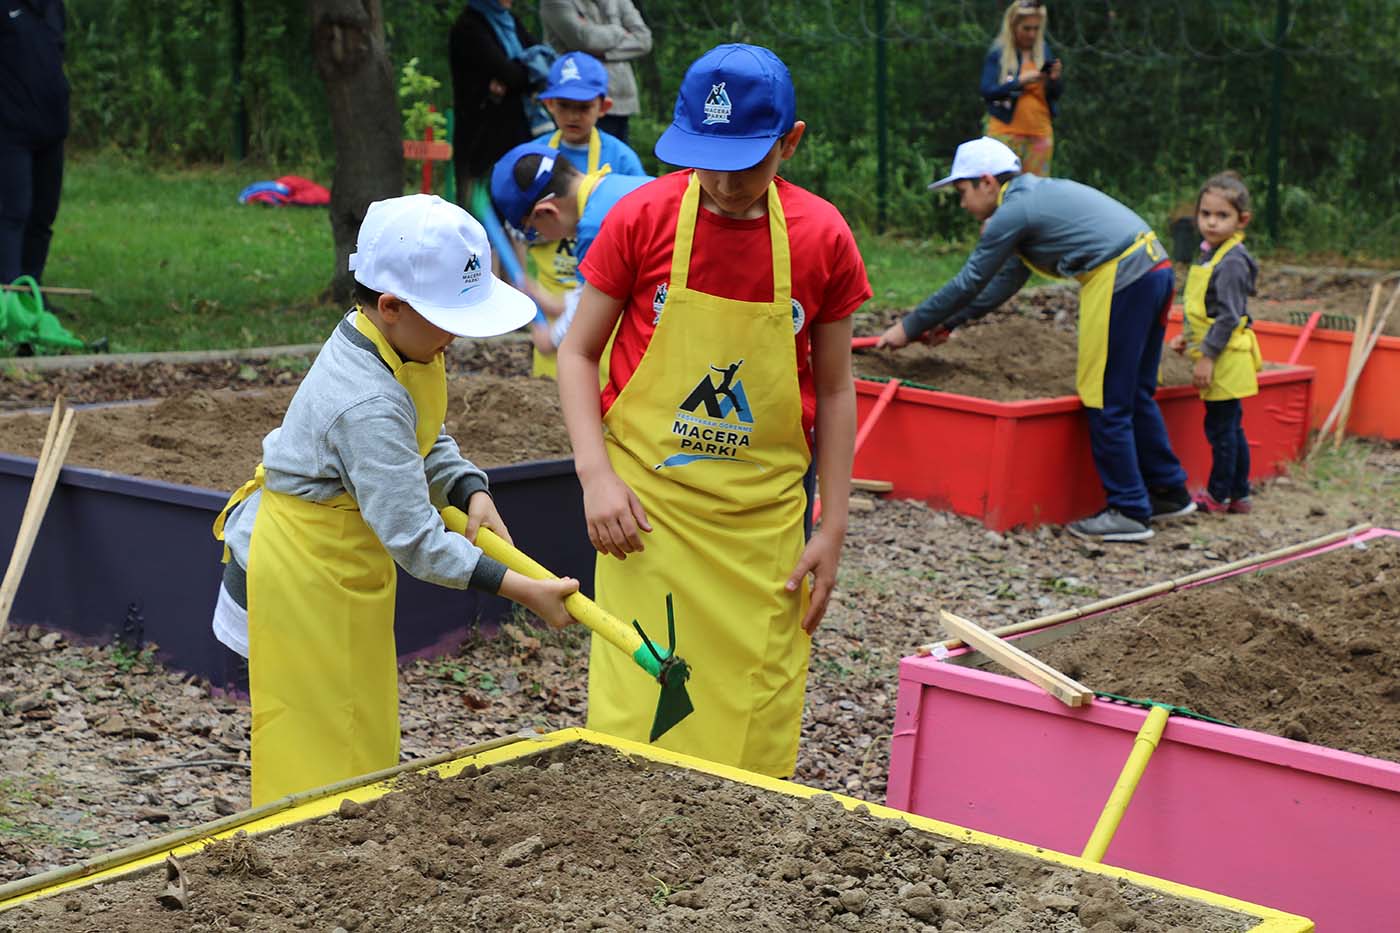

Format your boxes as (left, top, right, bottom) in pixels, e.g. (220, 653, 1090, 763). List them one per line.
(220, 313, 506, 594)
(541, 0, 652, 116)
(1188, 242, 1258, 359)
(902, 174, 1165, 338)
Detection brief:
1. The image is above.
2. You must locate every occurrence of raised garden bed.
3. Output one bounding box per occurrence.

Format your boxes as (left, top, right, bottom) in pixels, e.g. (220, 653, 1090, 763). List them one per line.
(850, 320, 1312, 530)
(887, 529, 1399, 931)
(0, 730, 1310, 932)
(0, 374, 585, 690)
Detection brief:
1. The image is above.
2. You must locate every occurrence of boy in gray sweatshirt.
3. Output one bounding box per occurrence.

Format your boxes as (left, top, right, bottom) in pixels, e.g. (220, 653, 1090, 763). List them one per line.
(211, 194, 577, 805)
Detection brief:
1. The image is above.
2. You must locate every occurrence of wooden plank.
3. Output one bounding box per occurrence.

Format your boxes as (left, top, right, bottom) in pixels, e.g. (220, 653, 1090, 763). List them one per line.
(851, 478, 893, 493)
(939, 610, 1094, 707)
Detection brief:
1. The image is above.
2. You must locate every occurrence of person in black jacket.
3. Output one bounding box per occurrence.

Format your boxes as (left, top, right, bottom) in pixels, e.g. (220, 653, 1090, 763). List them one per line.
(449, 0, 542, 206)
(0, 0, 69, 285)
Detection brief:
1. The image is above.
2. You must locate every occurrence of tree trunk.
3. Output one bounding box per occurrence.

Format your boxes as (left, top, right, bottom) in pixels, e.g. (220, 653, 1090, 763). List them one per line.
(309, 0, 403, 303)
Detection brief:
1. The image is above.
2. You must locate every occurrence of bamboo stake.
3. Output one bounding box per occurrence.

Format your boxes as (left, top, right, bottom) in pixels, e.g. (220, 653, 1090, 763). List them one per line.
(915, 523, 1374, 655)
(1333, 280, 1385, 447)
(0, 402, 77, 637)
(1311, 279, 1400, 457)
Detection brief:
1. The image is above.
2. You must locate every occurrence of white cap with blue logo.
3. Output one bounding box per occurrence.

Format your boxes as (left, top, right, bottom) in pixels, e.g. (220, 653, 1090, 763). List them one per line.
(349, 194, 534, 338)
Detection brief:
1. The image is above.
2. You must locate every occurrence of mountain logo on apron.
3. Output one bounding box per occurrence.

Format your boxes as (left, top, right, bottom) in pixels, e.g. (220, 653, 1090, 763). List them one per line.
(703, 83, 732, 125)
(658, 360, 756, 470)
(652, 282, 669, 324)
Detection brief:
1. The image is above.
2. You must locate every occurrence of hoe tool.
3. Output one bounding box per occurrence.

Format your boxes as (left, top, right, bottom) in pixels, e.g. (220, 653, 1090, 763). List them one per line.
(440, 508, 693, 741)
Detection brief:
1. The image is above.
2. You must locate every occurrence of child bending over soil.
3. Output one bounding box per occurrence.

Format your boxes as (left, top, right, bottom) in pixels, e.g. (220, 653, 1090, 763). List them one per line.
(211, 195, 577, 806)
(1169, 172, 1261, 514)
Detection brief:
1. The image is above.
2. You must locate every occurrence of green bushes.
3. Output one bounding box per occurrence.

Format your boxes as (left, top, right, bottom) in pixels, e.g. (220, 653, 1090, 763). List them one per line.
(61, 1, 1400, 258)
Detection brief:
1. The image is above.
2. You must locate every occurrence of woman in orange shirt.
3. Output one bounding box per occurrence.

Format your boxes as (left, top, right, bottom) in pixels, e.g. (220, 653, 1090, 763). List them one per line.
(979, 0, 1064, 177)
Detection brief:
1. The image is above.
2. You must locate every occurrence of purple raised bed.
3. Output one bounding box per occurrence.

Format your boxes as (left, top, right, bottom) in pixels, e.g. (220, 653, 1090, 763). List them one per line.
(0, 454, 592, 692)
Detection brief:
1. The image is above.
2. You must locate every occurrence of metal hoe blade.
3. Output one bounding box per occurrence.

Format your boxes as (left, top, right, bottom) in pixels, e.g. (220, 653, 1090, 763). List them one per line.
(633, 594, 694, 742)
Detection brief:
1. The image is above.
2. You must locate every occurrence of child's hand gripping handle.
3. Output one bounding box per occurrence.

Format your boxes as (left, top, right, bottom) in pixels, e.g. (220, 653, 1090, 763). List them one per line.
(439, 507, 660, 680)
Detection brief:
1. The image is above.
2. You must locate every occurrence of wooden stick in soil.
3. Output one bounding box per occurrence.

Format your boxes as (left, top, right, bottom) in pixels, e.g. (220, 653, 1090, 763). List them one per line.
(1311, 279, 1400, 457)
(916, 523, 1374, 655)
(1332, 280, 1384, 447)
(0, 402, 77, 637)
(939, 610, 1094, 707)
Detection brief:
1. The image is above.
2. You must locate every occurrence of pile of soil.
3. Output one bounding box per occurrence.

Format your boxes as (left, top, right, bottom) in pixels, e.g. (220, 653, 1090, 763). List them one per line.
(853, 311, 1196, 401)
(0, 340, 533, 412)
(1032, 540, 1400, 761)
(3, 744, 1254, 933)
(0, 374, 571, 491)
(1249, 266, 1399, 337)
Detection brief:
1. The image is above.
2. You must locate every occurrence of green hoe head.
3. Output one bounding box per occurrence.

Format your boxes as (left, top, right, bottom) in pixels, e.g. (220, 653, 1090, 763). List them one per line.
(634, 594, 695, 742)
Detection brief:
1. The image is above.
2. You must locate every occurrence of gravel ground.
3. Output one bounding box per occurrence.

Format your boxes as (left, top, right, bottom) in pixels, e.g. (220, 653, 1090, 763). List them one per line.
(4, 437, 1398, 885)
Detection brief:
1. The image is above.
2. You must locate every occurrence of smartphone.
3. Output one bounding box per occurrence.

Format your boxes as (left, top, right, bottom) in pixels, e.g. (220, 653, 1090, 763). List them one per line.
(1041, 58, 1057, 75)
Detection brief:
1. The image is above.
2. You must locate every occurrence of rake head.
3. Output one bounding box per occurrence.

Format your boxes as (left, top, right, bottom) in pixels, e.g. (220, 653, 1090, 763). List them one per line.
(1286, 309, 1356, 331)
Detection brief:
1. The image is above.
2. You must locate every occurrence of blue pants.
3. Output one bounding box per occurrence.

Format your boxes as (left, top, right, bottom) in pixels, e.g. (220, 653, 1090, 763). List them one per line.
(1204, 399, 1251, 501)
(1084, 265, 1187, 521)
(0, 138, 65, 284)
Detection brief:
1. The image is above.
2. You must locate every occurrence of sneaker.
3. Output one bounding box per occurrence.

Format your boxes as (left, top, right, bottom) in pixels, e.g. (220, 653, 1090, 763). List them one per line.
(1227, 496, 1253, 514)
(1192, 491, 1229, 513)
(1066, 509, 1155, 543)
(1149, 486, 1197, 520)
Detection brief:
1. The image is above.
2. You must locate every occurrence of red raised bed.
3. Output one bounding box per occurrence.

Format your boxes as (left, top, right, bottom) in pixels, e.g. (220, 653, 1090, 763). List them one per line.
(1165, 308, 1400, 441)
(852, 365, 1313, 531)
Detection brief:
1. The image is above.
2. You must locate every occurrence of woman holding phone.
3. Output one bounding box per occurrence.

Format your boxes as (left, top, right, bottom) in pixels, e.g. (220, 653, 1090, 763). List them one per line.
(980, 0, 1063, 177)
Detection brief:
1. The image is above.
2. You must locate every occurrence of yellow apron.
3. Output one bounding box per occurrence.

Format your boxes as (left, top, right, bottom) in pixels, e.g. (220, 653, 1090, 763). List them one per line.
(213, 310, 447, 805)
(585, 173, 812, 777)
(996, 183, 1167, 408)
(529, 130, 604, 378)
(1182, 231, 1261, 401)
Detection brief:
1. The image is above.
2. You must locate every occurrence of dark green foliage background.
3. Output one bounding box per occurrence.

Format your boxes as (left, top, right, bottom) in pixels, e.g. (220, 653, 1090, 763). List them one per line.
(65, 1, 1399, 256)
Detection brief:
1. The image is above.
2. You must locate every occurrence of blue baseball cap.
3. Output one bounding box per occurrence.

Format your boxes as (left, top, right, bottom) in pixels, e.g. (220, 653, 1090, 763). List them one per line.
(490, 142, 562, 234)
(654, 44, 797, 172)
(540, 51, 609, 102)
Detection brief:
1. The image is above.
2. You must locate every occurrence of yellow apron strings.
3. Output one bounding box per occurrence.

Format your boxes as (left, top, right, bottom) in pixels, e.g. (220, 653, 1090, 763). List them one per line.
(767, 183, 792, 304)
(669, 173, 703, 293)
(352, 308, 446, 456)
(547, 128, 602, 173)
(213, 463, 266, 562)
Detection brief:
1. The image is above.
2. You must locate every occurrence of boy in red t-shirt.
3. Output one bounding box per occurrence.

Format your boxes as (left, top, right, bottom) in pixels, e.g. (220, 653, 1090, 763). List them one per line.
(557, 43, 871, 777)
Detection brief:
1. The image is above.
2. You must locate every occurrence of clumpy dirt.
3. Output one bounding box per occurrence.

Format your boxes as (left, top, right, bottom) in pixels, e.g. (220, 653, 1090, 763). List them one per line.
(0, 339, 533, 412)
(1248, 266, 1400, 337)
(853, 310, 1196, 401)
(0, 374, 570, 491)
(1030, 540, 1400, 762)
(2, 744, 1255, 933)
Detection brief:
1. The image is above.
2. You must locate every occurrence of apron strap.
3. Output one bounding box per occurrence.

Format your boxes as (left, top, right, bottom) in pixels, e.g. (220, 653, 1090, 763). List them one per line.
(547, 129, 602, 173)
(670, 174, 792, 304)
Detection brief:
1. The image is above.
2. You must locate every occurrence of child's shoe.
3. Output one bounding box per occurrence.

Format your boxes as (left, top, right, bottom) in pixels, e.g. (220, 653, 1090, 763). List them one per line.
(1226, 496, 1253, 514)
(1192, 491, 1229, 513)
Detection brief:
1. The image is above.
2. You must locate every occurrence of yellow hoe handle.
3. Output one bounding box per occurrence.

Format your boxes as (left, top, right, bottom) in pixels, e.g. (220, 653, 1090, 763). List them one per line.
(439, 507, 655, 676)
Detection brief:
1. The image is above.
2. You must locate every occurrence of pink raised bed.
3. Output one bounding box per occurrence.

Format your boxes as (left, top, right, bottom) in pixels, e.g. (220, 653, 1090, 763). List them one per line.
(853, 364, 1313, 531)
(886, 528, 1400, 932)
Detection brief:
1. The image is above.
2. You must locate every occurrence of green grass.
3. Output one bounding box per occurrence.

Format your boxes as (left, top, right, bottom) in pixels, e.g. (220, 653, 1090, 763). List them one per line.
(45, 153, 342, 353)
(40, 154, 987, 354)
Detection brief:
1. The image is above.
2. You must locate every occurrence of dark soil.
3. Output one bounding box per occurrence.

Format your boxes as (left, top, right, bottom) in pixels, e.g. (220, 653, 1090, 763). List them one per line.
(0, 340, 532, 412)
(0, 373, 569, 491)
(1, 744, 1254, 933)
(1248, 265, 1400, 337)
(853, 310, 1196, 401)
(1030, 540, 1400, 762)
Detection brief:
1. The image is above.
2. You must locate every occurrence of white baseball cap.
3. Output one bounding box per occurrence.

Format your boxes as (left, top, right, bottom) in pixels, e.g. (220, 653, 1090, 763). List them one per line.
(348, 194, 535, 338)
(928, 137, 1022, 190)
